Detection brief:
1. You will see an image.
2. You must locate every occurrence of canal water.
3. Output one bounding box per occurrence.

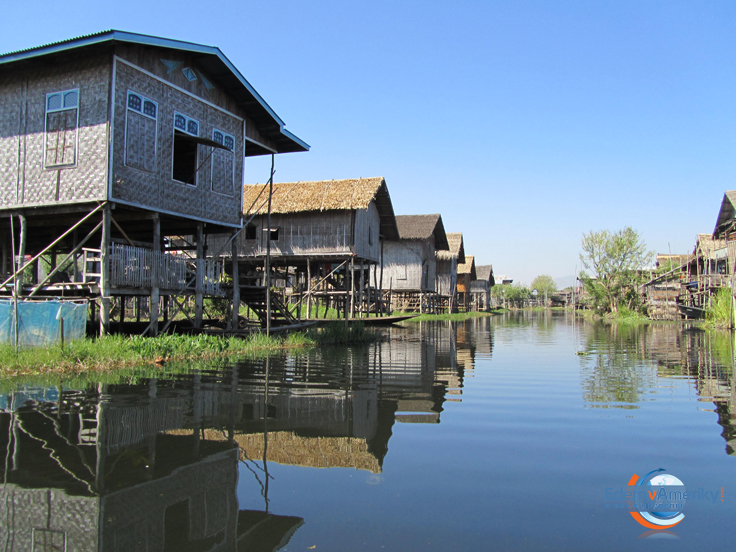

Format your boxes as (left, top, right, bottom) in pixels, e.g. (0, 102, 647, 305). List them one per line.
(1, 312, 733, 551)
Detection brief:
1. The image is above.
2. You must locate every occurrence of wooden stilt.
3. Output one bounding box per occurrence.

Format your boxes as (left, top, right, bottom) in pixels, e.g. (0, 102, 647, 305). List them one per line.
(306, 259, 312, 319)
(195, 222, 204, 329)
(99, 204, 111, 336)
(149, 214, 160, 336)
(231, 235, 240, 330)
(359, 261, 365, 318)
(349, 256, 355, 318)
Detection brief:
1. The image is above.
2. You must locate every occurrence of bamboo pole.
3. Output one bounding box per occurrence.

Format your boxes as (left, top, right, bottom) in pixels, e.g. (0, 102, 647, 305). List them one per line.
(265, 155, 274, 336)
(306, 259, 312, 319)
(231, 233, 240, 330)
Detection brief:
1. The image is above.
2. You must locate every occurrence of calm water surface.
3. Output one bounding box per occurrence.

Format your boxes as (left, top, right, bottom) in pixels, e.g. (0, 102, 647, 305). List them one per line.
(1, 312, 733, 551)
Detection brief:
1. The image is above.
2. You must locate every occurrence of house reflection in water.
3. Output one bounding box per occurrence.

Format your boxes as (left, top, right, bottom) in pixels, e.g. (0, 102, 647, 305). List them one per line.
(0, 322, 475, 550)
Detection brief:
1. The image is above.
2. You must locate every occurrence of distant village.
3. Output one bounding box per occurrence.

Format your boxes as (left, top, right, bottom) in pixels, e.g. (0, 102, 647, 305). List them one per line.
(0, 31, 502, 343)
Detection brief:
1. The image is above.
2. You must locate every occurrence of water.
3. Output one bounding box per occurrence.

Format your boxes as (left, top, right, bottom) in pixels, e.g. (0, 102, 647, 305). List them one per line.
(1, 312, 733, 551)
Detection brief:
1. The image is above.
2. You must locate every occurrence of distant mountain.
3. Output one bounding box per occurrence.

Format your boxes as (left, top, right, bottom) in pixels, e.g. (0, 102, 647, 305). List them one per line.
(554, 275, 576, 290)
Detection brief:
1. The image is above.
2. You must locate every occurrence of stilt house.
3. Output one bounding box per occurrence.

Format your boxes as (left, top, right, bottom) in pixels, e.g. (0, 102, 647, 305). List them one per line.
(220, 177, 398, 321)
(377, 214, 449, 313)
(0, 30, 307, 337)
(471, 264, 494, 311)
(456, 255, 476, 311)
(435, 232, 465, 312)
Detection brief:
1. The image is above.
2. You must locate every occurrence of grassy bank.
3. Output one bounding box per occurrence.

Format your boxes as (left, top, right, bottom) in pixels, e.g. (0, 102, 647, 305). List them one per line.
(398, 311, 498, 322)
(0, 322, 380, 379)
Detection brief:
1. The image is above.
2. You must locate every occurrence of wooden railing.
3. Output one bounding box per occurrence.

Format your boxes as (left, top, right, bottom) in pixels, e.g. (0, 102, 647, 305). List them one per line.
(109, 244, 188, 290)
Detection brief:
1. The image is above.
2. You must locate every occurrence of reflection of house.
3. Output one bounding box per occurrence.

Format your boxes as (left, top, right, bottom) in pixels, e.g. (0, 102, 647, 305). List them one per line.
(0, 31, 307, 337)
(436, 232, 465, 312)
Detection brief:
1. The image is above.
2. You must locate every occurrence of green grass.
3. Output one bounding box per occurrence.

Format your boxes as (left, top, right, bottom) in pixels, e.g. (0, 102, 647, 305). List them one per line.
(704, 287, 734, 328)
(306, 321, 380, 344)
(398, 311, 497, 322)
(0, 332, 316, 379)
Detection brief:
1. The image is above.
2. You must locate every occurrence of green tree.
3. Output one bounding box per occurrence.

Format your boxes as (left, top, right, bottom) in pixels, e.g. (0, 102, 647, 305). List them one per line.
(579, 227, 652, 314)
(531, 274, 557, 303)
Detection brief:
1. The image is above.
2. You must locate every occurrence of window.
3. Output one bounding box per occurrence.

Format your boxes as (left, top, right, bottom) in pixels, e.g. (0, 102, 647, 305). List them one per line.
(125, 91, 158, 172)
(245, 224, 257, 240)
(368, 226, 373, 246)
(211, 129, 235, 195)
(45, 89, 79, 168)
(266, 227, 279, 241)
(172, 112, 199, 185)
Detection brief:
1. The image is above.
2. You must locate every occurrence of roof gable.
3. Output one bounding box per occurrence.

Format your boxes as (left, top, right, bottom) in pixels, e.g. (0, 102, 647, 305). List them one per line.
(458, 255, 476, 279)
(713, 191, 736, 238)
(0, 30, 308, 154)
(395, 214, 449, 250)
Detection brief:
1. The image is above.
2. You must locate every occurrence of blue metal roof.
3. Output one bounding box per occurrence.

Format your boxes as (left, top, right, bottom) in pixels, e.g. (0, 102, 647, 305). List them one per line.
(0, 30, 309, 154)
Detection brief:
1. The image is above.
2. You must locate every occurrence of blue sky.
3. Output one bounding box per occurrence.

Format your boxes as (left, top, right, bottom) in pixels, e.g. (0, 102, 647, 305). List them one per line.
(2, 1, 734, 285)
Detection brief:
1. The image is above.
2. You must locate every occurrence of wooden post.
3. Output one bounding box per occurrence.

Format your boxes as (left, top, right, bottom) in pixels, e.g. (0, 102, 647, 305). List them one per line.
(349, 256, 355, 318)
(72, 229, 80, 282)
(149, 214, 160, 336)
(359, 261, 365, 318)
(119, 297, 125, 329)
(195, 222, 204, 329)
(16, 214, 26, 293)
(306, 259, 312, 319)
(265, 155, 274, 336)
(231, 234, 240, 330)
(99, 204, 111, 336)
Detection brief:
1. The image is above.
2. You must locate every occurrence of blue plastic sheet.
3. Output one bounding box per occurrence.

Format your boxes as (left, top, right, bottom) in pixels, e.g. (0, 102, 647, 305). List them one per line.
(0, 299, 87, 348)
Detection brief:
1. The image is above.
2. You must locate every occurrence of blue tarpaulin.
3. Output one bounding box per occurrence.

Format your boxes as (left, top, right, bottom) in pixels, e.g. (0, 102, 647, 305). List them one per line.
(0, 299, 87, 348)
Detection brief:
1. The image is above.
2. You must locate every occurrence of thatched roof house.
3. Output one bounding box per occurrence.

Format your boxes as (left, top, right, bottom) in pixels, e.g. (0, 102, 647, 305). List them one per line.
(225, 177, 398, 263)
(456, 255, 476, 310)
(377, 214, 449, 292)
(436, 232, 465, 299)
(471, 264, 495, 310)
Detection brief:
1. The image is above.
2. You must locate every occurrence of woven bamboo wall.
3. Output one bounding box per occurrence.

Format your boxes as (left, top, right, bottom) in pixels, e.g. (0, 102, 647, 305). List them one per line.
(228, 211, 356, 258)
(111, 58, 243, 226)
(0, 56, 110, 209)
(378, 240, 437, 291)
(353, 202, 381, 262)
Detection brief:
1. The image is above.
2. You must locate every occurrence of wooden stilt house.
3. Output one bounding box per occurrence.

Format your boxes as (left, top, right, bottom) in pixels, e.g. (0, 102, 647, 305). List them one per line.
(0, 31, 307, 338)
(376, 214, 449, 313)
(435, 232, 465, 313)
(456, 255, 476, 311)
(471, 264, 495, 311)
(215, 177, 398, 324)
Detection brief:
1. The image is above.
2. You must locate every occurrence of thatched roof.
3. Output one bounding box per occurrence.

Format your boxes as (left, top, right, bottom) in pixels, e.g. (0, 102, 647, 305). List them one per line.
(713, 191, 736, 238)
(394, 214, 449, 250)
(243, 177, 399, 239)
(475, 264, 494, 282)
(174, 429, 382, 473)
(695, 233, 726, 258)
(436, 232, 465, 262)
(458, 255, 476, 279)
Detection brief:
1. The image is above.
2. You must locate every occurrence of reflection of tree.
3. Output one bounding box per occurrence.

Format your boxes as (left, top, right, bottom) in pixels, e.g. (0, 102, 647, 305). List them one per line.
(580, 322, 661, 409)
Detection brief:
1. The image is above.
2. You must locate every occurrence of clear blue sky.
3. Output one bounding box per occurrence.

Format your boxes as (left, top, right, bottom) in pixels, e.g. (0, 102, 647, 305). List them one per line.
(2, 1, 734, 285)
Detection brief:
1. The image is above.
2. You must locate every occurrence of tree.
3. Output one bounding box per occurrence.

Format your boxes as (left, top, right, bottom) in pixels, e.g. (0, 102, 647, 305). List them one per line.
(579, 227, 652, 314)
(531, 274, 557, 304)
